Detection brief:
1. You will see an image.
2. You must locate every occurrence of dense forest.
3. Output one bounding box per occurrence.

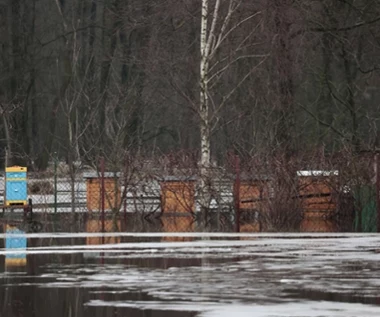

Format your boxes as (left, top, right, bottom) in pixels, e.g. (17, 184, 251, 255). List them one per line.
(1, 0, 379, 170)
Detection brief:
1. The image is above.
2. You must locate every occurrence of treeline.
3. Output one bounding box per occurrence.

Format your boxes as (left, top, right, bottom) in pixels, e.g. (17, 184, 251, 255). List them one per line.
(0, 0, 379, 170)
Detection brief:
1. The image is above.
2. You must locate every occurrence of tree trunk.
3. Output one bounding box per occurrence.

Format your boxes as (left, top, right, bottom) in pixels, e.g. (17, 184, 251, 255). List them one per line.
(273, 1, 295, 157)
(342, 43, 359, 151)
(320, 32, 334, 148)
(2, 112, 12, 165)
(199, 0, 211, 230)
(99, 0, 119, 145)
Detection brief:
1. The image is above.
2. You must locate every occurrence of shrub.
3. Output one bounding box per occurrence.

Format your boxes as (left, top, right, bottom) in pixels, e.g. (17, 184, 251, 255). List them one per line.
(28, 180, 54, 195)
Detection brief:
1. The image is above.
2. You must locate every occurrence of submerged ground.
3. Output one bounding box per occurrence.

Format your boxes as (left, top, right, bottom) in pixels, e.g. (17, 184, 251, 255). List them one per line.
(0, 233, 380, 317)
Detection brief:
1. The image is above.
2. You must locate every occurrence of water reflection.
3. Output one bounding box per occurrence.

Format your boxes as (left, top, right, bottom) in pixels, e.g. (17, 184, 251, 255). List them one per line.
(86, 219, 121, 245)
(284, 288, 380, 306)
(0, 284, 199, 317)
(5, 225, 27, 270)
(300, 212, 337, 232)
(161, 215, 194, 242)
(1, 232, 380, 316)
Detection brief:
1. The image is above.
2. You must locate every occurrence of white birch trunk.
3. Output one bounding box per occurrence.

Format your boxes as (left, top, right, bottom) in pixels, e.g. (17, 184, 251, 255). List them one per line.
(2, 115, 12, 163)
(198, 0, 260, 229)
(200, 0, 210, 171)
(199, 0, 211, 228)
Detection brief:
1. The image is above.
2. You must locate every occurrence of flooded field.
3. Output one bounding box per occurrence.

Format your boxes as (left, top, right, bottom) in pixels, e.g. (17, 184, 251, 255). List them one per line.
(0, 233, 380, 316)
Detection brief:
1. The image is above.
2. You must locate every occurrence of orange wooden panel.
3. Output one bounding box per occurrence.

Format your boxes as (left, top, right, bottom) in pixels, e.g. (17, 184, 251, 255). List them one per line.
(86, 219, 121, 245)
(86, 178, 121, 211)
(304, 196, 333, 204)
(298, 176, 337, 213)
(240, 222, 260, 233)
(303, 210, 333, 218)
(302, 196, 336, 211)
(298, 177, 336, 196)
(161, 181, 195, 213)
(300, 212, 337, 232)
(239, 181, 269, 210)
(304, 203, 336, 211)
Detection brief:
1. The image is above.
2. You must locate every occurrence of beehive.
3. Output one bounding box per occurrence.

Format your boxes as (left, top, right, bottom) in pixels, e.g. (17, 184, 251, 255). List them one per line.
(239, 180, 270, 210)
(84, 172, 121, 212)
(238, 180, 270, 232)
(160, 178, 195, 238)
(5, 166, 28, 206)
(298, 172, 337, 213)
(160, 179, 195, 213)
(297, 171, 338, 232)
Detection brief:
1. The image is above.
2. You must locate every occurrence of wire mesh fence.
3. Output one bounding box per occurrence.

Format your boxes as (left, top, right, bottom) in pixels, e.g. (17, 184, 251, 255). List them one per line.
(0, 150, 379, 234)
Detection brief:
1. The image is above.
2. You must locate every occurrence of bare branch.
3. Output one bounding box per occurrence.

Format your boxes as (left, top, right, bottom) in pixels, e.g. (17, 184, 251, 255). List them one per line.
(205, 0, 221, 58)
(210, 57, 268, 125)
(298, 103, 347, 139)
(213, 11, 262, 55)
(208, 54, 269, 85)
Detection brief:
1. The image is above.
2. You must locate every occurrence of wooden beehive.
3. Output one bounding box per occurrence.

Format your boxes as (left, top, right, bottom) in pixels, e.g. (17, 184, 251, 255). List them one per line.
(84, 173, 121, 212)
(239, 180, 270, 210)
(298, 174, 337, 213)
(5, 166, 28, 206)
(298, 171, 338, 232)
(161, 180, 195, 213)
(238, 180, 270, 232)
(160, 178, 195, 238)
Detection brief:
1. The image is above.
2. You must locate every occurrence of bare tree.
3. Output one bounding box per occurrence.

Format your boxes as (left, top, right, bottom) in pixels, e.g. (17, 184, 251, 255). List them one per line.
(198, 0, 264, 225)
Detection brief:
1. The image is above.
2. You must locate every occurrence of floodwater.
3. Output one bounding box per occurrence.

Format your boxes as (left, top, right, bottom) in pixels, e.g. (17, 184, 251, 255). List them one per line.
(1, 232, 380, 317)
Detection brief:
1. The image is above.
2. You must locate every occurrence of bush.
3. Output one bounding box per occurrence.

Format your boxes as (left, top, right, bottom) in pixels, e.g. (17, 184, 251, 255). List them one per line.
(28, 180, 54, 195)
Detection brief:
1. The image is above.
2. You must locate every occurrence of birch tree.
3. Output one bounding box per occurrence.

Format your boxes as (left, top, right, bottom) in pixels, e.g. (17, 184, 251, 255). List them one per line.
(198, 0, 264, 223)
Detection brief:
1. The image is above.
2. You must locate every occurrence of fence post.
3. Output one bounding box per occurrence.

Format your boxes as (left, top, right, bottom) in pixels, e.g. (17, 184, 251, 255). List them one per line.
(54, 152, 58, 213)
(123, 156, 128, 225)
(234, 155, 241, 233)
(376, 153, 380, 233)
(5, 147, 8, 168)
(100, 157, 105, 234)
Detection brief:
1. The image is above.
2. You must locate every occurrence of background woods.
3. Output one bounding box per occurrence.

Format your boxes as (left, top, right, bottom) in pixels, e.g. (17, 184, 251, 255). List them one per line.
(0, 0, 379, 169)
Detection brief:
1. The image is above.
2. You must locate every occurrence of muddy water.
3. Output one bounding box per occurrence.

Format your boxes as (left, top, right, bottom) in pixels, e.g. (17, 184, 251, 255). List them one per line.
(0, 253, 201, 317)
(1, 234, 380, 317)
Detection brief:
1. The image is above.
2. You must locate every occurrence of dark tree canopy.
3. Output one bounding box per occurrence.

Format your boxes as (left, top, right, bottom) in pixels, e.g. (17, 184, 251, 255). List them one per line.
(0, 0, 379, 169)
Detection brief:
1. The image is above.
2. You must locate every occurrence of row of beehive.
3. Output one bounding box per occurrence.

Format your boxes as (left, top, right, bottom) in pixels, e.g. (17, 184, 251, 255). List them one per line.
(238, 174, 337, 232)
(85, 172, 338, 232)
(85, 174, 196, 213)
